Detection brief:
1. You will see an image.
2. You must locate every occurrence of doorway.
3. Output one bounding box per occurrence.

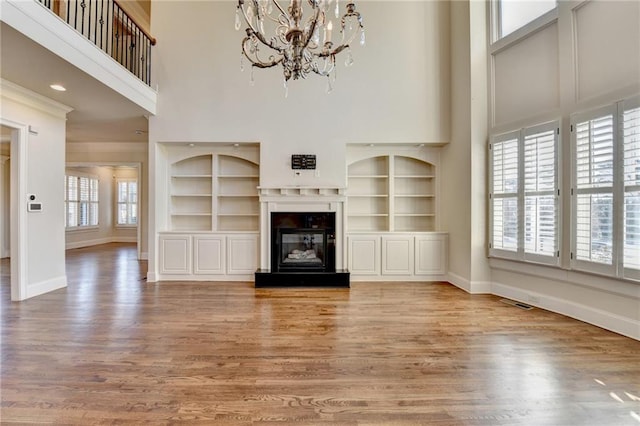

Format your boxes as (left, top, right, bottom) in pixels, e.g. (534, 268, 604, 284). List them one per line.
(65, 162, 142, 259)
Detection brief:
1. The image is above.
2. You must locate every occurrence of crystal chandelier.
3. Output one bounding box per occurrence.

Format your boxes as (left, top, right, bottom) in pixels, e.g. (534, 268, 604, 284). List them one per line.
(235, 0, 365, 92)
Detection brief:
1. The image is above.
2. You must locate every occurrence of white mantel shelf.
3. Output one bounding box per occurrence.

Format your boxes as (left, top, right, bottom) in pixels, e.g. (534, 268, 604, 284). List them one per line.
(258, 187, 346, 197)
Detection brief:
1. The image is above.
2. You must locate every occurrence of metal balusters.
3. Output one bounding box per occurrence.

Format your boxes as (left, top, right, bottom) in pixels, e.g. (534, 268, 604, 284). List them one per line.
(35, 0, 155, 86)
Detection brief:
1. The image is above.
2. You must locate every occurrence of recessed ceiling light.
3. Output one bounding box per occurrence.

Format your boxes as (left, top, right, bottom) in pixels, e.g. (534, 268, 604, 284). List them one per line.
(50, 84, 66, 91)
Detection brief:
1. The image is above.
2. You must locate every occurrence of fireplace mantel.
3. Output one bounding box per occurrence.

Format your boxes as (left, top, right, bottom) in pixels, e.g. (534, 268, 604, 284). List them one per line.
(258, 186, 347, 272)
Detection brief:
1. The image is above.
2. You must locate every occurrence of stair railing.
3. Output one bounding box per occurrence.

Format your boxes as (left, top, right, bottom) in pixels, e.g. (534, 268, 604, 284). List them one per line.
(37, 0, 156, 86)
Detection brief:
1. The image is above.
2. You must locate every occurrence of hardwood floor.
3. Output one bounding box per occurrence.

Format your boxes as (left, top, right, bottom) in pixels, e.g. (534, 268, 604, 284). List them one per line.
(1, 243, 639, 425)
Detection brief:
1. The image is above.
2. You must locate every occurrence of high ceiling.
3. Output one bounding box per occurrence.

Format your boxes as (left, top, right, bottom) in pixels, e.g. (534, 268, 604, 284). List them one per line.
(0, 22, 150, 143)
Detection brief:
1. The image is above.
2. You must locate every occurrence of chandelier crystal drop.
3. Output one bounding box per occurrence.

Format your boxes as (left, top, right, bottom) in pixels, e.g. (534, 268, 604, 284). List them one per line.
(235, 0, 365, 85)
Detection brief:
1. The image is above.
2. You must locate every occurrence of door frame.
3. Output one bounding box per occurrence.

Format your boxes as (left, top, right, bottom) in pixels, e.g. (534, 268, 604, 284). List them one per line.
(1, 118, 28, 301)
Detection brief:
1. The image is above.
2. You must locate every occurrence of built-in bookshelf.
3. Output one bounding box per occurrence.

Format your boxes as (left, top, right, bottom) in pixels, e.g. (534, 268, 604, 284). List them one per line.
(170, 155, 213, 231)
(216, 155, 259, 231)
(347, 155, 436, 232)
(169, 153, 259, 232)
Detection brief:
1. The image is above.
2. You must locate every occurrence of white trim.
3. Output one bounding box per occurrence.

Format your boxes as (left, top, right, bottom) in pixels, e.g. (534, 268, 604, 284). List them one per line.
(156, 274, 253, 282)
(26, 275, 67, 299)
(490, 6, 558, 53)
(66, 143, 148, 153)
(65, 236, 137, 250)
(491, 281, 640, 341)
(350, 274, 448, 283)
(1, 0, 156, 113)
(0, 79, 73, 118)
(447, 272, 492, 294)
(1, 119, 28, 301)
(490, 257, 639, 298)
(139, 252, 148, 261)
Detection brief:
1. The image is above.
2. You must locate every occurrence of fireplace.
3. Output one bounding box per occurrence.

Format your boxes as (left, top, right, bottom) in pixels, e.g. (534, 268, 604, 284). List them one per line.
(272, 212, 335, 273)
(255, 187, 349, 287)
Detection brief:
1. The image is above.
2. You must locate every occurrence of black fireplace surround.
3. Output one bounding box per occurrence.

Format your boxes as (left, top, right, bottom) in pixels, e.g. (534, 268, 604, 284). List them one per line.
(254, 212, 349, 287)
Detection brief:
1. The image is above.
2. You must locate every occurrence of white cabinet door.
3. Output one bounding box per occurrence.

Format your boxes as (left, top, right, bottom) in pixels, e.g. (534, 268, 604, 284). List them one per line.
(159, 234, 192, 274)
(348, 235, 380, 275)
(415, 234, 447, 275)
(193, 235, 225, 275)
(227, 234, 258, 275)
(381, 235, 414, 275)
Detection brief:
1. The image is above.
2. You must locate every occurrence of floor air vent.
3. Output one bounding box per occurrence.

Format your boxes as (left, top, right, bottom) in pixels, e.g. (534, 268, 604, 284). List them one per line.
(500, 298, 534, 310)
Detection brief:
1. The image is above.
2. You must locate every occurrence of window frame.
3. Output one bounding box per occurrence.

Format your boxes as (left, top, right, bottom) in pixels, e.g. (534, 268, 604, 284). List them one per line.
(65, 173, 99, 230)
(116, 178, 138, 227)
(570, 96, 640, 281)
(489, 120, 561, 267)
(489, 0, 558, 52)
(621, 97, 640, 281)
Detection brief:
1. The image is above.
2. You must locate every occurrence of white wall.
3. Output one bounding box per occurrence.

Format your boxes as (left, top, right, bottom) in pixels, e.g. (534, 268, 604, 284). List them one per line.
(1, 80, 71, 299)
(487, 0, 640, 339)
(148, 0, 451, 276)
(442, 0, 490, 290)
(66, 142, 148, 258)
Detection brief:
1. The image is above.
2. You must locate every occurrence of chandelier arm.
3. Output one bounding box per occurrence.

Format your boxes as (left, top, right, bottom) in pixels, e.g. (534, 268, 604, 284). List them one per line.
(242, 37, 282, 68)
(301, 5, 321, 51)
(312, 55, 335, 77)
(239, 5, 260, 34)
(239, 0, 284, 52)
(247, 27, 285, 53)
(271, 0, 292, 26)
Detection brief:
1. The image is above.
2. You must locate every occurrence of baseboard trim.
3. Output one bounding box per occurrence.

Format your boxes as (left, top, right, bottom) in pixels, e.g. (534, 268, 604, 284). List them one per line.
(27, 275, 67, 299)
(492, 282, 640, 341)
(447, 272, 492, 294)
(350, 274, 448, 282)
(66, 237, 137, 250)
(156, 274, 254, 282)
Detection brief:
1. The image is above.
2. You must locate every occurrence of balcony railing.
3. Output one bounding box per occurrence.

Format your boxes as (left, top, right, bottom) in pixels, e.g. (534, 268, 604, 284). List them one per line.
(37, 0, 156, 86)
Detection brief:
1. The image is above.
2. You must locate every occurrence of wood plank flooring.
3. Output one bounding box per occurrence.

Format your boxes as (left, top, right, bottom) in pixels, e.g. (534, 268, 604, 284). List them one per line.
(1, 243, 639, 424)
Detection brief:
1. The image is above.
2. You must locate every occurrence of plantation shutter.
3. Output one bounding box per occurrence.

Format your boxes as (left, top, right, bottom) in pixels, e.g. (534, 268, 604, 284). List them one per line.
(523, 123, 558, 262)
(572, 106, 616, 275)
(79, 177, 90, 226)
(622, 102, 640, 277)
(90, 178, 99, 226)
(490, 132, 519, 256)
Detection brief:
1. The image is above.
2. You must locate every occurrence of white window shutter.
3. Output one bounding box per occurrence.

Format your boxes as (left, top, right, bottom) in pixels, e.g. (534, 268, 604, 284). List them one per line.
(622, 102, 640, 278)
(571, 106, 616, 275)
(523, 124, 558, 263)
(490, 133, 519, 257)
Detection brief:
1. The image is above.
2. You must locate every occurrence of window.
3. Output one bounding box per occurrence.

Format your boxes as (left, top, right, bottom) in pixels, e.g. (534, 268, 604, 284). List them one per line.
(571, 97, 640, 280)
(490, 121, 560, 265)
(493, 0, 557, 41)
(65, 174, 99, 228)
(117, 179, 137, 226)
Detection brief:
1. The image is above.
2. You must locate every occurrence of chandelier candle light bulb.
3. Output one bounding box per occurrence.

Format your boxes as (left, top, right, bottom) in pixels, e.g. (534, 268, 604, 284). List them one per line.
(235, 0, 364, 87)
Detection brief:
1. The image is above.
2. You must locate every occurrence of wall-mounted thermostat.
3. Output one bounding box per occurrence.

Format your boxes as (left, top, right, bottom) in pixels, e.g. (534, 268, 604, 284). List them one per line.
(27, 202, 43, 212)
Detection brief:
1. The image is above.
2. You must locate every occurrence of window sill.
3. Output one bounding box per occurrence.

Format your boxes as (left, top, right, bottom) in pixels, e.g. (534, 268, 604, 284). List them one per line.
(115, 225, 138, 229)
(66, 226, 99, 233)
(489, 256, 640, 297)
